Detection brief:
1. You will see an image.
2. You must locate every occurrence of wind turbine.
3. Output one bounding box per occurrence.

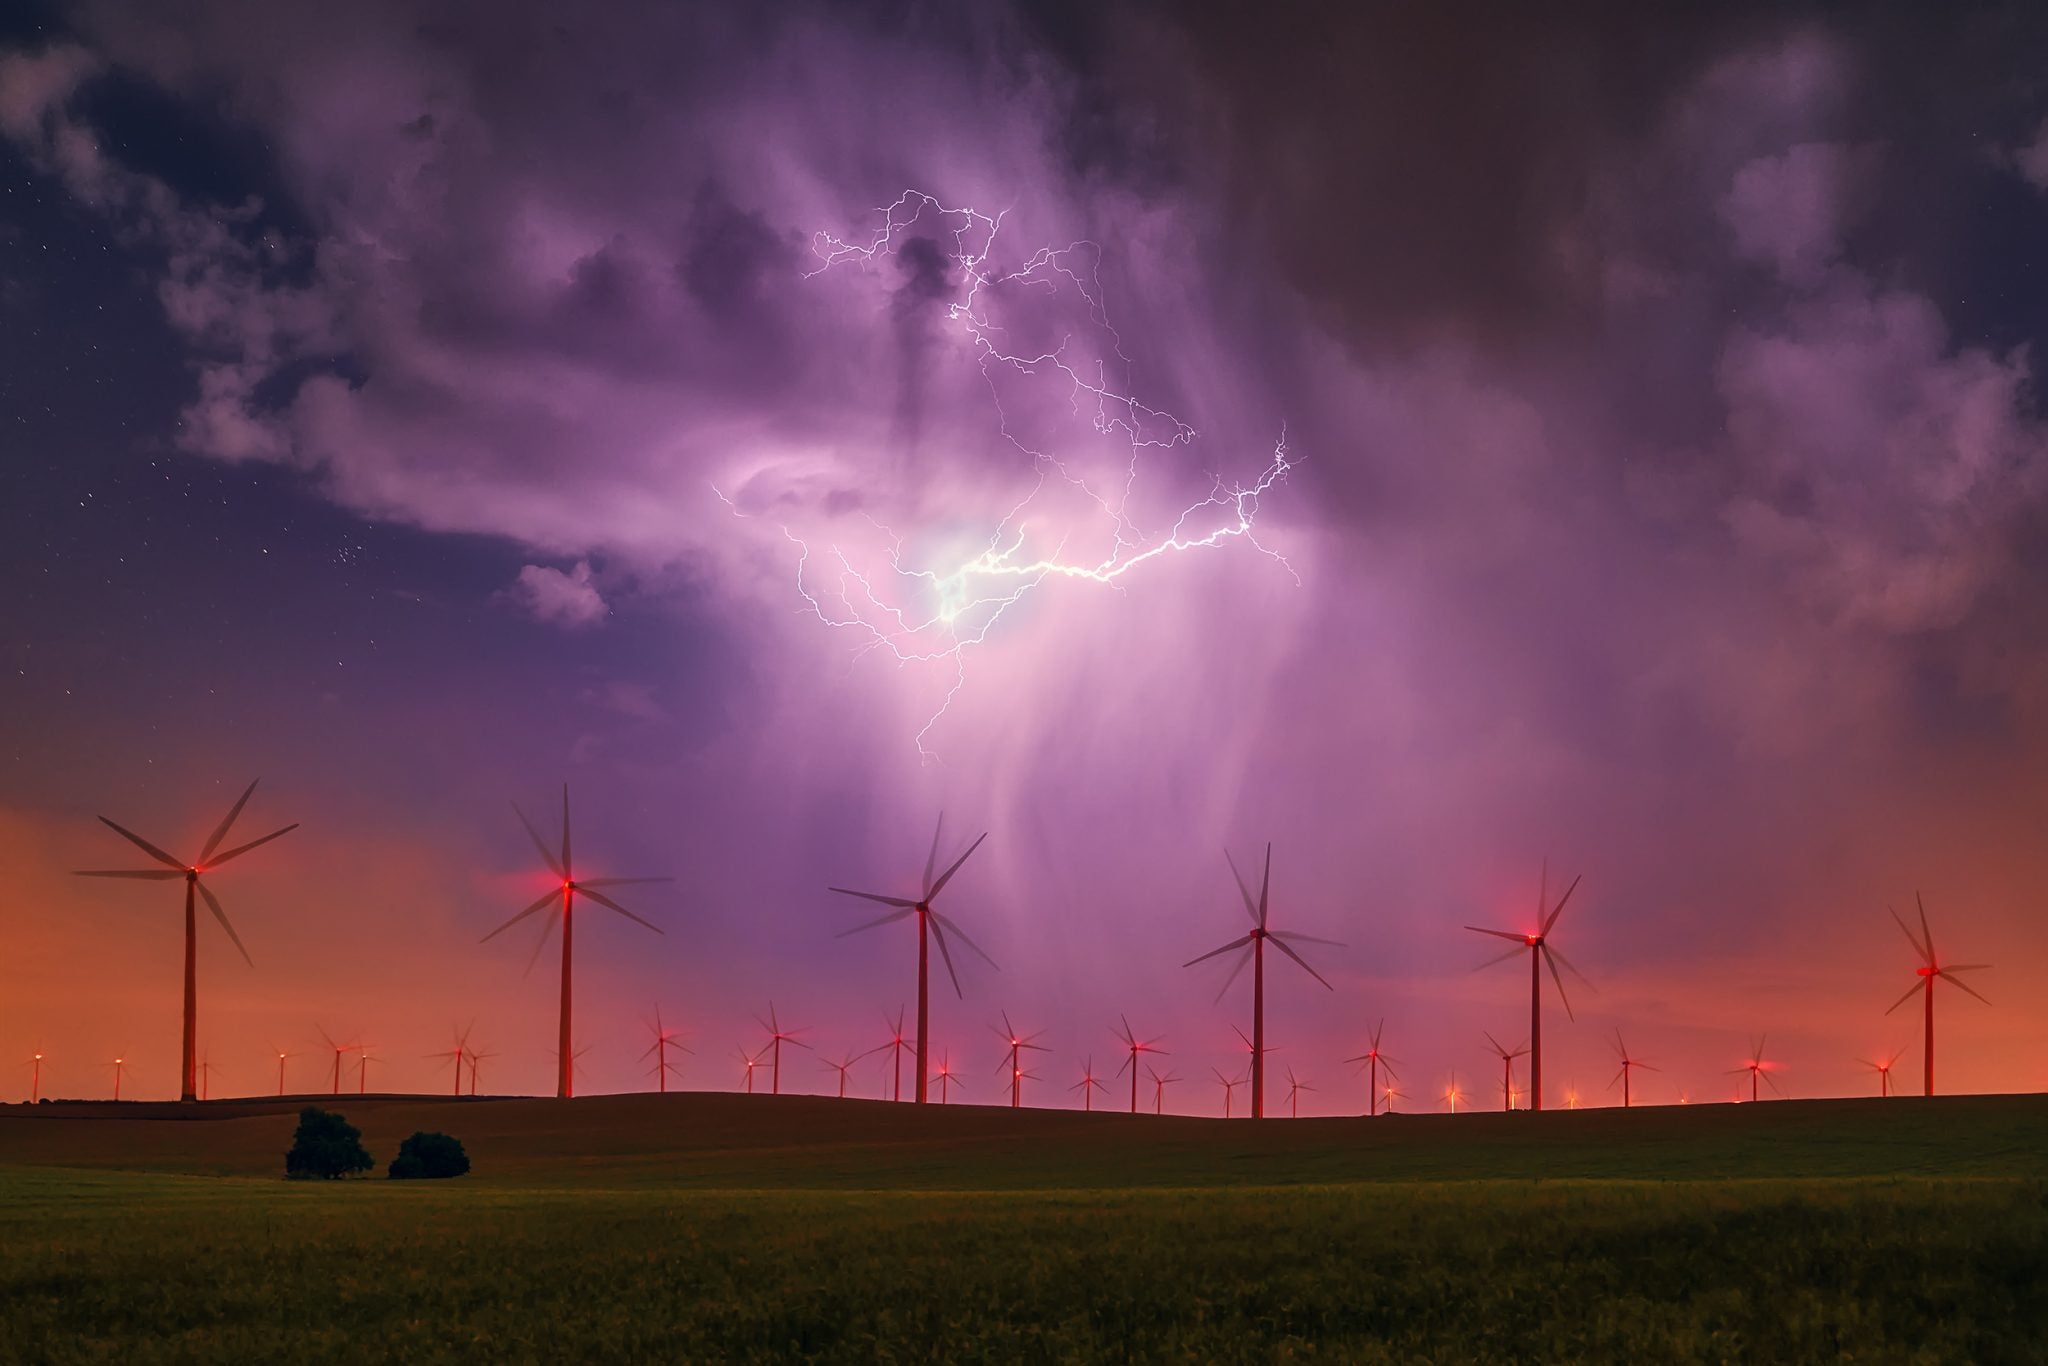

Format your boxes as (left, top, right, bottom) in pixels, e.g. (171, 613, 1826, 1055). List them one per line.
(481, 784, 672, 1099)
(107, 1055, 130, 1102)
(991, 1012, 1049, 1108)
(268, 1044, 299, 1097)
(1886, 893, 1990, 1097)
(355, 1046, 381, 1094)
(1466, 860, 1592, 1112)
(429, 1026, 474, 1098)
(466, 1044, 497, 1096)
(199, 1051, 220, 1101)
(822, 1047, 878, 1099)
(1285, 1066, 1314, 1118)
(1381, 1081, 1405, 1114)
(1147, 1064, 1182, 1115)
(1443, 1071, 1465, 1114)
(1113, 1016, 1168, 1114)
(1483, 1032, 1529, 1112)
(1611, 1031, 1657, 1108)
(1729, 1037, 1781, 1102)
(316, 1026, 356, 1095)
(1859, 1048, 1904, 1097)
(74, 778, 298, 1102)
(1071, 1057, 1108, 1112)
(739, 1045, 767, 1094)
(875, 1008, 914, 1102)
(643, 1009, 691, 1093)
(1344, 1021, 1400, 1117)
(829, 816, 995, 1104)
(1212, 1067, 1245, 1118)
(23, 1051, 46, 1104)
(754, 1003, 811, 1096)
(1185, 844, 1342, 1118)
(932, 1051, 963, 1104)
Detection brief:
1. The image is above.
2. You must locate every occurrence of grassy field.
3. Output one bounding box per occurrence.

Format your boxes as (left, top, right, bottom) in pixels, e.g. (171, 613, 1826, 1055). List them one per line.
(5, 1093, 2048, 1361)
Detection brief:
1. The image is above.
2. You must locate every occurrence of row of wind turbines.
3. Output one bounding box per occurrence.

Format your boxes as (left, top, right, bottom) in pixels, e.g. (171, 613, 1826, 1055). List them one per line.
(63, 780, 1992, 1112)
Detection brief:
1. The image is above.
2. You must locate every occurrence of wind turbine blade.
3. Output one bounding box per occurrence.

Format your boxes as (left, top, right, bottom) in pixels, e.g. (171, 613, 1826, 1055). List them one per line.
(926, 914, 965, 998)
(199, 780, 260, 863)
(194, 880, 254, 967)
(1466, 926, 1528, 944)
(523, 911, 561, 979)
(1884, 980, 1922, 1014)
(837, 907, 917, 937)
(1940, 971, 1991, 1006)
(928, 831, 988, 899)
(74, 869, 184, 880)
(1889, 905, 1930, 963)
(1916, 891, 1935, 965)
(1542, 873, 1582, 935)
(1258, 843, 1272, 929)
(482, 889, 561, 943)
(578, 877, 674, 888)
(1472, 942, 1527, 972)
(96, 818, 184, 869)
(1269, 934, 1333, 990)
(828, 887, 918, 909)
(207, 823, 299, 867)
(931, 911, 999, 969)
(577, 887, 663, 935)
(923, 813, 944, 898)
(1540, 945, 1575, 1020)
(1762, 1070, 1785, 1096)
(511, 801, 564, 876)
(1223, 849, 1260, 926)
(1213, 945, 1254, 1004)
(1943, 964, 1992, 973)
(1545, 944, 1596, 994)
(1184, 935, 1250, 968)
(560, 784, 572, 878)
(1270, 930, 1346, 949)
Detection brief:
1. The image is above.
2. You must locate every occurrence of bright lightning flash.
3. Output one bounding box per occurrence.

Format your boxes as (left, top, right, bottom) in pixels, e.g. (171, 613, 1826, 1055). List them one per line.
(718, 191, 1299, 761)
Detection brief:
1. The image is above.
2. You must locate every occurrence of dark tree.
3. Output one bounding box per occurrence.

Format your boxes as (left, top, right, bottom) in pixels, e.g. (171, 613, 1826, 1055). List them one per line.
(284, 1106, 373, 1179)
(387, 1130, 469, 1179)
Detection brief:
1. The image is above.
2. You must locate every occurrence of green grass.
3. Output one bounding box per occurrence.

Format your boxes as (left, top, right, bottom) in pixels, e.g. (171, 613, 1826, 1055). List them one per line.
(6, 1094, 2048, 1361)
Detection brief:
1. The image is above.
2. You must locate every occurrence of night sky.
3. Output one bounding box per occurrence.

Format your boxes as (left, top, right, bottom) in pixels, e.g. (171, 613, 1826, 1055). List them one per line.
(7, 1, 2048, 1110)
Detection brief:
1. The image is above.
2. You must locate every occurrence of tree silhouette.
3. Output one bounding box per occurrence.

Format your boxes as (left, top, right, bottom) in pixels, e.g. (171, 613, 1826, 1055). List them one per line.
(284, 1106, 372, 1179)
(387, 1130, 469, 1180)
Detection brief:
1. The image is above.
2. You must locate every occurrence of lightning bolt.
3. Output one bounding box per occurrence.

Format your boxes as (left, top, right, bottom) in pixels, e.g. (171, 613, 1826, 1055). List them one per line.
(719, 190, 1300, 762)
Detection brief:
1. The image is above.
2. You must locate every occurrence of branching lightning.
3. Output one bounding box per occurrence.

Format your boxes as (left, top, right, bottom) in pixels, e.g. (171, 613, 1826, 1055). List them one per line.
(718, 191, 1299, 760)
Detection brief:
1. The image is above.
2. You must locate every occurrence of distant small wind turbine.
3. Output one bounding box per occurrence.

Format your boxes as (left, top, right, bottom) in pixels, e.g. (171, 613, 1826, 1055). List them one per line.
(1212, 1066, 1246, 1118)
(1611, 1031, 1658, 1108)
(429, 1025, 474, 1098)
(75, 778, 298, 1102)
(932, 1051, 962, 1104)
(1466, 860, 1593, 1112)
(482, 784, 672, 1099)
(1885, 894, 1990, 1097)
(268, 1043, 299, 1097)
(1483, 1031, 1529, 1113)
(822, 1047, 877, 1099)
(1859, 1048, 1905, 1097)
(1071, 1056, 1108, 1112)
(830, 816, 995, 1105)
(1185, 844, 1342, 1119)
(1443, 1071, 1465, 1114)
(23, 1051, 46, 1104)
(1285, 1066, 1314, 1118)
(991, 1012, 1049, 1108)
(316, 1026, 356, 1095)
(1729, 1037, 1782, 1102)
(739, 1045, 767, 1094)
(465, 1044, 497, 1095)
(642, 1009, 691, 1093)
(1147, 1064, 1182, 1115)
(107, 1055, 131, 1102)
(199, 1050, 220, 1101)
(754, 1003, 811, 1096)
(355, 1046, 381, 1094)
(1382, 1081, 1405, 1114)
(1113, 1016, 1168, 1115)
(875, 1008, 915, 1102)
(1344, 1020, 1399, 1117)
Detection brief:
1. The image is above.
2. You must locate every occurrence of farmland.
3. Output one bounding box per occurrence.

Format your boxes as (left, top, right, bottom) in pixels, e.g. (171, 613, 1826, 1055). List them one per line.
(5, 1094, 2048, 1361)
